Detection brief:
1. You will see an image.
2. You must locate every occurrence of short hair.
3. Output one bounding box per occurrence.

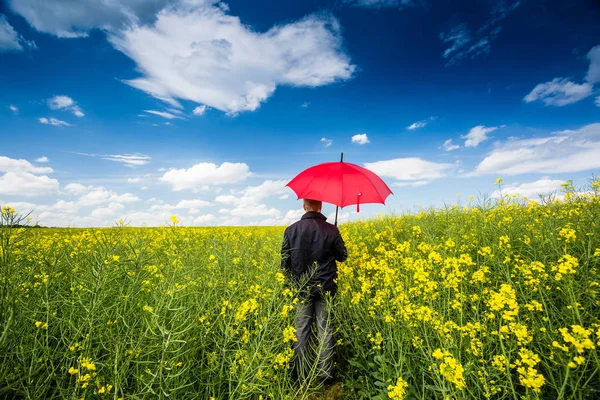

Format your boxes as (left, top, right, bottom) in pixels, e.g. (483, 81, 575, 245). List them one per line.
(303, 198, 322, 211)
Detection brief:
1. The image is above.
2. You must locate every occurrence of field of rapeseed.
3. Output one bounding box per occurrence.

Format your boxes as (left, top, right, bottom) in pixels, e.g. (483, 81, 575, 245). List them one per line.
(1, 179, 599, 399)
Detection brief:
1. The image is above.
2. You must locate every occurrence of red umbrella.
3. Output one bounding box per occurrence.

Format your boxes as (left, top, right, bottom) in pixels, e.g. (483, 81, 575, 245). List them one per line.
(286, 153, 393, 225)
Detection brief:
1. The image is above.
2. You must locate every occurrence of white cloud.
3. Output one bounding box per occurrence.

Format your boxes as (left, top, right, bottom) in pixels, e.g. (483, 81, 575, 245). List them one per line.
(393, 180, 429, 187)
(194, 214, 217, 225)
(596, 96, 600, 107)
(407, 121, 427, 130)
(77, 187, 140, 206)
(1, 201, 37, 213)
(495, 178, 564, 199)
(523, 78, 592, 106)
(472, 123, 600, 176)
(344, 0, 414, 7)
(144, 110, 184, 119)
(35, 156, 49, 163)
(52, 200, 79, 213)
(253, 208, 305, 226)
(442, 139, 460, 151)
(90, 202, 125, 217)
(161, 162, 252, 190)
(119, 210, 181, 227)
(48, 95, 84, 117)
(351, 134, 370, 145)
(140, 186, 150, 190)
(193, 105, 208, 116)
(127, 177, 141, 183)
(39, 117, 71, 126)
(8, 0, 170, 38)
(320, 137, 333, 147)
(0, 14, 35, 51)
(215, 195, 237, 204)
(215, 179, 289, 220)
(101, 153, 151, 167)
(75, 152, 151, 166)
(176, 199, 211, 209)
(9, 104, 18, 113)
(586, 44, 600, 84)
(279, 194, 290, 200)
(107, 2, 354, 114)
(301, 102, 310, 108)
(365, 157, 455, 184)
(326, 211, 352, 224)
(65, 183, 88, 195)
(0, 172, 59, 196)
(225, 203, 281, 218)
(440, 2, 519, 66)
(462, 125, 497, 148)
(0, 156, 53, 174)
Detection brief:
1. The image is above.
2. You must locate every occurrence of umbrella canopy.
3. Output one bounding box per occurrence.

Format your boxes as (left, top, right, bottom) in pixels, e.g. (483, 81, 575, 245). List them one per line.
(286, 161, 393, 215)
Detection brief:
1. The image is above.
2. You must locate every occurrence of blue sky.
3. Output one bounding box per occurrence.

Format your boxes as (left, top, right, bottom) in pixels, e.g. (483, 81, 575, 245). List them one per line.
(0, 0, 599, 227)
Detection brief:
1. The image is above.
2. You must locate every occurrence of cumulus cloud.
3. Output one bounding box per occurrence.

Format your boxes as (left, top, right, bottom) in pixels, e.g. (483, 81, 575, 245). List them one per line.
(149, 198, 211, 212)
(0, 156, 58, 197)
(65, 183, 88, 195)
(161, 162, 252, 190)
(523, 78, 592, 106)
(35, 156, 49, 163)
(495, 178, 565, 199)
(442, 139, 460, 151)
(39, 117, 71, 126)
(472, 123, 600, 176)
(48, 95, 84, 117)
(0, 156, 53, 174)
(351, 134, 370, 145)
(194, 213, 217, 225)
(216, 179, 289, 219)
(8, 0, 170, 38)
(108, 2, 355, 113)
(90, 202, 125, 217)
(462, 125, 497, 148)
(364, 157, 455, 185)
(9, 104, 18, 113)
(0, 14, 35, 51)
(0, 172, 59, 196)
(586, 44, 600, 84)
(320, 137, 333, 147)
(75, 186, 140, 206)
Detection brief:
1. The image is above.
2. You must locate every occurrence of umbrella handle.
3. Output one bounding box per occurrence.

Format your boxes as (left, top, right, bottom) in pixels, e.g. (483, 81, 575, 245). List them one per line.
(334, 205, 339, 227)
(357, 192, 361, 213)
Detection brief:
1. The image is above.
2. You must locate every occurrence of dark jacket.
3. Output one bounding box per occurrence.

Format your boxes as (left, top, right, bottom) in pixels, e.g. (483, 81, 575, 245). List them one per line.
(281, 211, 348, 296)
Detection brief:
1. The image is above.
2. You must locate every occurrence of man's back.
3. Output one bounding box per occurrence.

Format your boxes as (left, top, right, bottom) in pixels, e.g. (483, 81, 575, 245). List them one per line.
(281, 211, 347, 295)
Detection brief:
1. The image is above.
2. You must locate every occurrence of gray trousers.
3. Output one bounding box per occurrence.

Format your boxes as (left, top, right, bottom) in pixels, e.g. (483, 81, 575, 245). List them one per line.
(293, 295, 335, 380)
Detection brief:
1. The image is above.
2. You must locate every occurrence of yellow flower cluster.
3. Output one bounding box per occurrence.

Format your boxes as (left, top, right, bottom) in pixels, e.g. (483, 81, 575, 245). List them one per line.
(282, 326, 296, 343)
(387, 376, 408, 399)
(432, 349, 466, 389)
(486, 284, 519, 320)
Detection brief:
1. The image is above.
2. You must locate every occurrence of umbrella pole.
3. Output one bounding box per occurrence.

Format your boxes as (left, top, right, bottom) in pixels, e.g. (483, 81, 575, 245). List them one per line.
(334, 152, 343, 226)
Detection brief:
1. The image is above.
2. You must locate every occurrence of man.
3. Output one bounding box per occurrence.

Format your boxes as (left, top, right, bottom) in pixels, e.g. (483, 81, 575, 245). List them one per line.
(280, 199, 348, 382)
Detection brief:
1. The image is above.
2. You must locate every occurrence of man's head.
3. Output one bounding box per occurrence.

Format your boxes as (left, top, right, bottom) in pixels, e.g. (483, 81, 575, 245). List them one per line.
(303, 198, 322, 213)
